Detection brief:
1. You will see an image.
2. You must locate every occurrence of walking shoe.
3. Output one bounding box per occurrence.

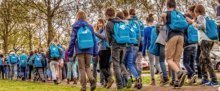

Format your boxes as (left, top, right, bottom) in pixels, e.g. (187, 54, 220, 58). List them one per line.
(170, 80, 175, 86)
(173, 80, 180, 88)
(150, 79, 156, 86)
(177, 71, 187, 87)
(189, 75, 197, 85)
(53, 80, 59, 85)
(126, 78, 132, 88)
(205, 81, 219, 87)
(136, 77, 142, 89)
(161, 78, 169, 86)
(200, 79, 209, 85)
(90, 80, 96, 91)
(67, 79, 70, 84)
(73, 78, 77, 84)
(106, 78, 114, 89)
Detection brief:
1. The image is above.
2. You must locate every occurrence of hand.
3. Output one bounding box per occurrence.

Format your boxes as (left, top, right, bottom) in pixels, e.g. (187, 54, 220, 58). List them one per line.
(186, 17, 193, 24)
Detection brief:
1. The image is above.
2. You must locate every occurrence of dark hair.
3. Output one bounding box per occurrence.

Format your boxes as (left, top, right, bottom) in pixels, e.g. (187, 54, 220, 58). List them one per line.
(184, 13, 192, 18)
(218, 0, 220, 4)
(98, 19, 105, 25)
(29, 51, 34, 56)
(105, 7, 115, 17)
(167, 0, 176, 8)
(123, 10, 129, 18)
(194, 4, 205, 15)
(129, 9, 136, 16)
(146, 14, 154, 23)
(116, 11, 125, 19)
(188, 5, 196, 12)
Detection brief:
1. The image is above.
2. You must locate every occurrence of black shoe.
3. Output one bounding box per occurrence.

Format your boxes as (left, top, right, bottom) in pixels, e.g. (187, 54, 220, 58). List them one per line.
(54, 80, 59, 85)
(67, 79, 70, 84)
(161, 78, 169, 86)
(170, 80, 175, 86)
(90, 80, 96, 91)
(177, 71, 187, 87)
(73, 78, 77, 84)
(136, 77, 142, 89)
(173, 80, 179, 88)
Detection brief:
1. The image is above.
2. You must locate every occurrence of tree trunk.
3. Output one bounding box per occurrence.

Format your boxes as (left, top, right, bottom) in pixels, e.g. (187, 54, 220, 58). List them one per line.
(3, 34, 8, 54)
(47, 17, 54, 46)
(28, 30, 33, 52)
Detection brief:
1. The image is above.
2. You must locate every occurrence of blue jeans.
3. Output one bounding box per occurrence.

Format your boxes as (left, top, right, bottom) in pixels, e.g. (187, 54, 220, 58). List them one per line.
(124, 46, 139, 79)
(183, 45, 197, 79)
(158, 44, 168, 79)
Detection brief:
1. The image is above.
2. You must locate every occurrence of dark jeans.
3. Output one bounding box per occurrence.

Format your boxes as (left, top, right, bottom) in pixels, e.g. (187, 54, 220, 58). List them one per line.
(33, 67, 45, 81)
(183, 45, 197, 79)
(200, 40, 217, 82)
(112, 45, 129, 89)
(28, 65, 33, 79)
(19, 67, 26, 79)
(99, 49, 112, 83)
(196, 46, 203, 79)
(93, 55, 105, 84)
(62, 62, 67, 79)
(0, 65, 4, 79)
(158, 44, 168, 80)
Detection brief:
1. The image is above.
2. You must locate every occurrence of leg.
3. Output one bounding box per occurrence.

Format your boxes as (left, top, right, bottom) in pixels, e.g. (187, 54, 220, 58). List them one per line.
(148, 51, 155, 80)
(78, 54, 87, 89)
(38, 68, 45, 81)
(92, 56, 98, 81)
(85, 54, 95, 81)
(159, 44, 168, 80)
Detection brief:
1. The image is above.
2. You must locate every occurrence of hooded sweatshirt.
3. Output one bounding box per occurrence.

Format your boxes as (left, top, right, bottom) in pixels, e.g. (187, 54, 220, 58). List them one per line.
(68, 19, 98, 57)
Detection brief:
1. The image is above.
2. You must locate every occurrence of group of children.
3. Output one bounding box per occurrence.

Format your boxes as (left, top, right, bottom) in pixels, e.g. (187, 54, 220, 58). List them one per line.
(0, 0, 220, 91)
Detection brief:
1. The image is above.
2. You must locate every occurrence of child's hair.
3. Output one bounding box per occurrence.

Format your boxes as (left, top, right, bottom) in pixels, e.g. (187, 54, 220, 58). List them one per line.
(98, 19, 105, 25)
(218, 0, 220, 4)
(194, 4, 205, 15)
(167, 0, 176, 8)
(129, 9, 136, 16)
(123, 10, 129, 18)
(188, 5, 196, 12)
(116, 11, 125, 19)
(76, 11, 86, 20)
(146, 14, 154, 23)
(105, 7, 115, 17)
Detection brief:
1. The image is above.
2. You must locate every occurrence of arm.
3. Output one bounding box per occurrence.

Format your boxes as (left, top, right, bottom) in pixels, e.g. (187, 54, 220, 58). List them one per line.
(193, 16, 206, 30)
(67, 27, 77, 57)
(142, 28, 147, 57)
(95, 32, 106, 40)
(90, 26, 98, 56)
(105, 22, 114, 44)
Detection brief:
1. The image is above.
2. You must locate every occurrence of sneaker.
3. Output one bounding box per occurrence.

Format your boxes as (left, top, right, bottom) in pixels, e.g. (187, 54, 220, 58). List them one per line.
(201, 79, 210, 85)
(67, 79, 70, 84)
(126, 78, 132, 88)
(90, 80, 96, 91)
(161, 78, 169, 86)
(136, 77, 142, 89)
(205, 81, 219, 87)
(173, 80, 180, 88)
(73, 78, 77, 84)
(53, 80, 59, 85)
(106, 78, 114, 89)
(150, 79, 156, 86)
(189, 75, 197, 85)
(177, 71, 187, 87)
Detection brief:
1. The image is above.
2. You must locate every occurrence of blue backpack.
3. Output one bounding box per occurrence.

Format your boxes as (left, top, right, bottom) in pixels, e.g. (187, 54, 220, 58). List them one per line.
(205, 17, 219, 40)
(129, 26, 138, 44)
(33, 54, 43, 67)
(129, 20, 141, 39)
(49, 44, 61, 59)
(113, 22, 130, 44)
(187, 25, 199, 43)
(10, 54, 18, 64)
(168, 10, 188, 32)
(148, 27, 159, 56)
(77, 26, 94, 49)
(0, 58, 3, 65)
(19, 54, 28, 67)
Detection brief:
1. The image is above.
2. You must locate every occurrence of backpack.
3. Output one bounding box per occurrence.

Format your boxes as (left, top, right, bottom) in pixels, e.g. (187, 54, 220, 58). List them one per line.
(205, 17, 219, 40)
(129, 26, 138, 44)
(187, 25, 199, 43)
(168, 10, 188, 32)
(77, 26, 94, 49)
(113, 22, 131, 44)
(33, 54, 43, 67)
(49, 44, 61, 59)
(0, 58, 2, 65)
(10, 54, 18, 64)
(148, 27, 160, 56)
(19, 54, 28, 67)
(129, 20, 141, 39)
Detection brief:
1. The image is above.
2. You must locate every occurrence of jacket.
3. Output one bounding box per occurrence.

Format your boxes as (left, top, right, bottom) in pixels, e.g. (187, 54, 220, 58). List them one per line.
(68, 20, 98, 57)
(95, 29, 110, 51)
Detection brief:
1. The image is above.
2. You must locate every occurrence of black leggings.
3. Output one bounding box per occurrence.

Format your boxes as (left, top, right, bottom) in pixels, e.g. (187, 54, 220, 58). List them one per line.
(99, 49, 111, 82)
